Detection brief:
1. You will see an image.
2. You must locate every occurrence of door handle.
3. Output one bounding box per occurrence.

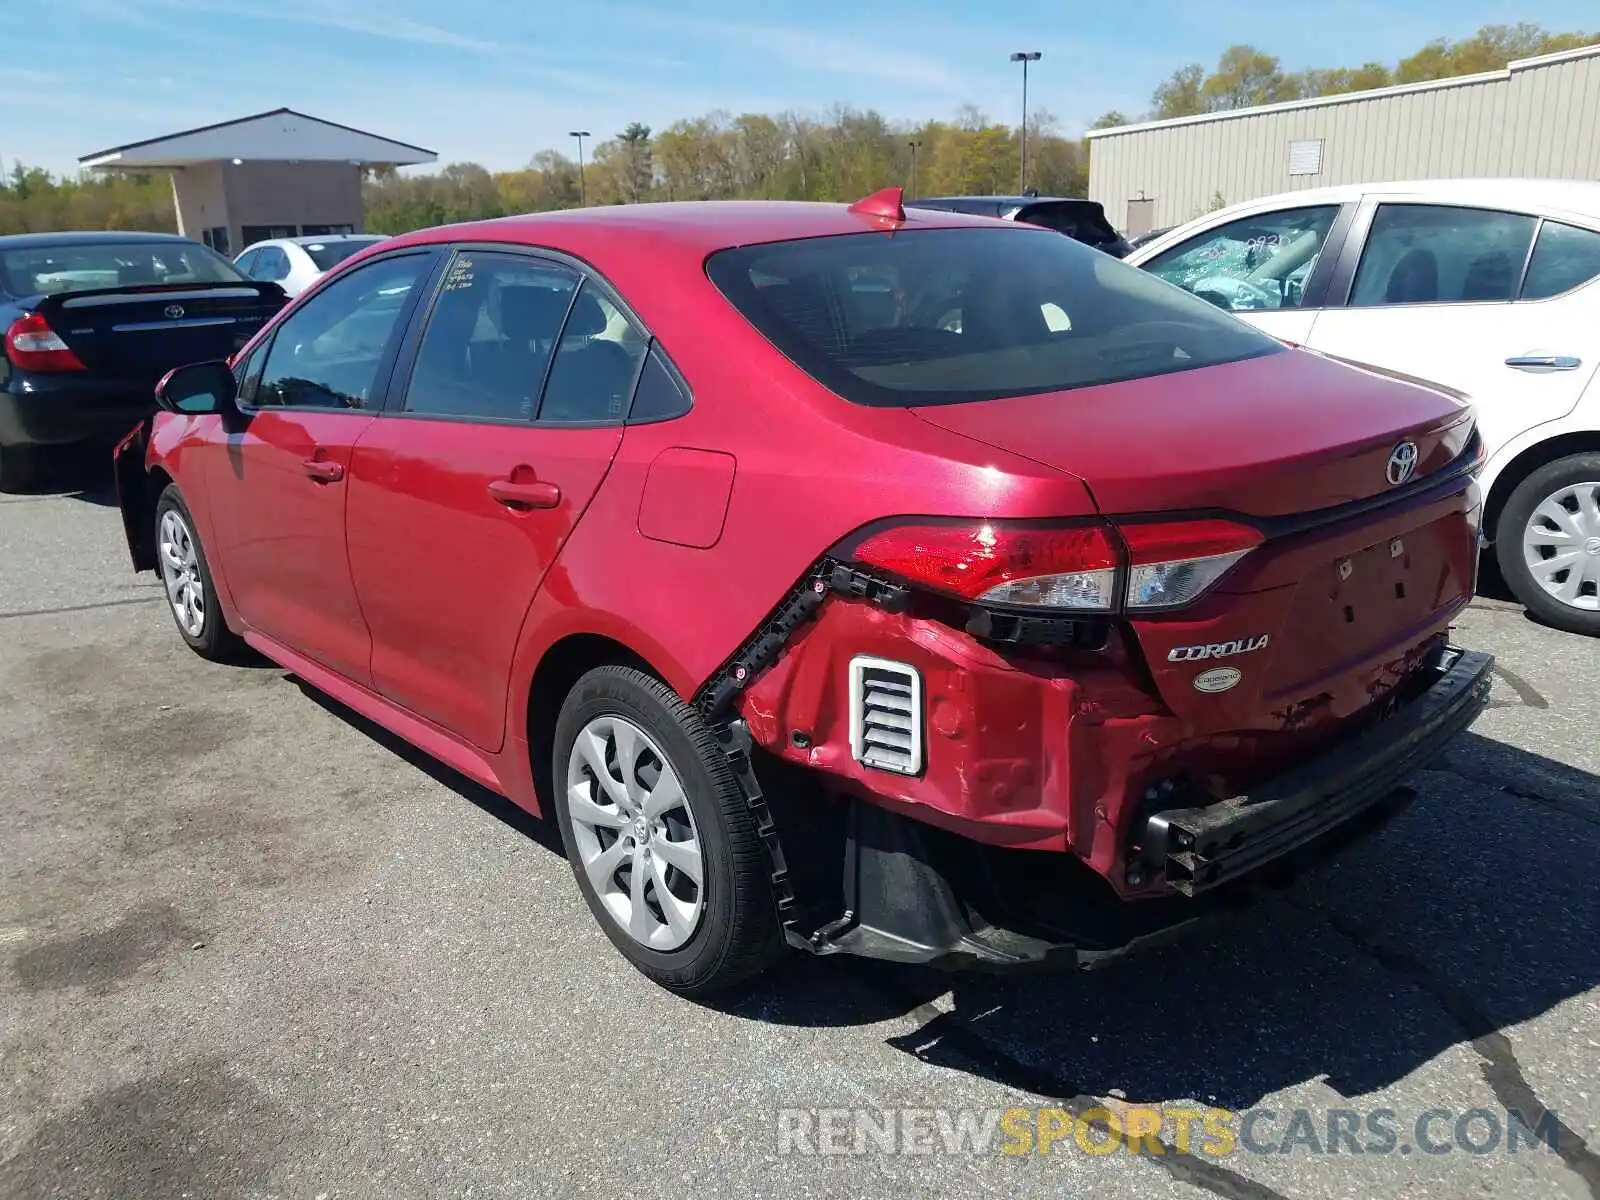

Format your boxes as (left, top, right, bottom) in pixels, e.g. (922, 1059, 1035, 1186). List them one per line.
(302, 458, 344, 483)
(1505, 354, 1581, 372)
(487, 478, 561, 510)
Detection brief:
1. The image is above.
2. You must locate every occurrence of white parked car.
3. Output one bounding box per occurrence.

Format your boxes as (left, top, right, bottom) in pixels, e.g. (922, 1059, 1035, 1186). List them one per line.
(233, 234, 387, 298)
(1127, 179, 1600, 635)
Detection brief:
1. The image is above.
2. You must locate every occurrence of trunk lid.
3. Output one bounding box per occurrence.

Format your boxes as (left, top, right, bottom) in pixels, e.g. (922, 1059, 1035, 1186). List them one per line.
(914, 348, 1481, 735)
(909, 348, 1474, 518)
(32, 282, 286, 384)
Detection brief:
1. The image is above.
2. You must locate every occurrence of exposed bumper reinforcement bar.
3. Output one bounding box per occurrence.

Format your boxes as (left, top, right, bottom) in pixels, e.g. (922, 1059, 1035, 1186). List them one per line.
(1134, 646, 1493, 897)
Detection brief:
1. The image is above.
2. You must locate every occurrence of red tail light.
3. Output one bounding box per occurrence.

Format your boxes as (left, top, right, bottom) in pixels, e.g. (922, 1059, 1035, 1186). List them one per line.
(852, 523, 1120, 609)
(5, 312, 86, 372)
(850, 517, 1262, 614)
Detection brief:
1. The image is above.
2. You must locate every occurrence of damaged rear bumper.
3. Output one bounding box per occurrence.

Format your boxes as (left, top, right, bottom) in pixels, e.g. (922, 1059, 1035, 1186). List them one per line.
(793, 646, 1493, 971)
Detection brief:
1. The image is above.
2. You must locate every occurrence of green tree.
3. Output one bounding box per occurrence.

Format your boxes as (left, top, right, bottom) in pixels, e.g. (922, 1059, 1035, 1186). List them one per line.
(1202, 45, 1299, 109)
(1152, 64, 1206, 118)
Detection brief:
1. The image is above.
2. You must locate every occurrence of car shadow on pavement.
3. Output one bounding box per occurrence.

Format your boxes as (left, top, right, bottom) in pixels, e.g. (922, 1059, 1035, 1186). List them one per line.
(730, 731, 1600, 1120)
(5, 443, 122, 507)
(280, 668, 1597, 1126)
(287, 679, 565, 857)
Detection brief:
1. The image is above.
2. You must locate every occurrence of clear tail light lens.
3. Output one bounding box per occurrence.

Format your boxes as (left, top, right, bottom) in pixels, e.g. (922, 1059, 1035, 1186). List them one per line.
(1119, 519, 1264, 611)
(850, 516, 1263, 614)
(5, 312, 86, 372)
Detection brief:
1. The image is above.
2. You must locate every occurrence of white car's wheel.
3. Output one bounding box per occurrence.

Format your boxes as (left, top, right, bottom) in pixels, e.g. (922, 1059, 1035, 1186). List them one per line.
(1496, 453, 1600, 637)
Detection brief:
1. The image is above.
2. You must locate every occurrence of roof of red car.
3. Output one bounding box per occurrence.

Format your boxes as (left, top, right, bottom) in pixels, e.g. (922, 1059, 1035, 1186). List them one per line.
(383, 200, 1005, 258)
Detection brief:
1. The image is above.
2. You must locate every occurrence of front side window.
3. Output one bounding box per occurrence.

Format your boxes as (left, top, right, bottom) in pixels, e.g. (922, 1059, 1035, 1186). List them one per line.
(1143, 205, 1340, 312)
(1349, 204, 1537, 306)
(1520, 220, 1600, 301)
(254, 254, 429, 410)
(538, 281, 650, 423)
(403, 252, 579, 422)
(707, 227, 1280, 408)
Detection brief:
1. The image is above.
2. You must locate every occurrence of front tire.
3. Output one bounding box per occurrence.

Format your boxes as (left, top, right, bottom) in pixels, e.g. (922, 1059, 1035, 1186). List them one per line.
(1494, 453, 1600, 637)
(552, 666, 783, 997)
(155, 485, 249, 662)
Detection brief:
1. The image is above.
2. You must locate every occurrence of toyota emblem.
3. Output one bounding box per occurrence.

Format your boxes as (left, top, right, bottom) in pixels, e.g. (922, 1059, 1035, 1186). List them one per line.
(1386, 441, 1418, 486)
(164, 304, 185, 320)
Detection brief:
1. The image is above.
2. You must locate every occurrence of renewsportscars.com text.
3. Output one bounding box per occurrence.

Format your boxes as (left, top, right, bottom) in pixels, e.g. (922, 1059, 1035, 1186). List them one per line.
(776, 1105, 1563, 1158)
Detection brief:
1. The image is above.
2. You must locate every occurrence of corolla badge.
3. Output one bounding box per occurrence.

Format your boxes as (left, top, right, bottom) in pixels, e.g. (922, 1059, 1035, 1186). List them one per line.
(164, 304, 185, 320)
(1167, 635, 1269, 662)
(1386, 440, 1419, 486)
(1193, 667, 1242, 694)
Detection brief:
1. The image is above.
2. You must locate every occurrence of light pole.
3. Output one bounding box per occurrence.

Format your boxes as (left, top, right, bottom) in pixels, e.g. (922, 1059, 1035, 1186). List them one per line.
(569, 130, 591, 206)
(907, 139, 923, 195)
(1009, 51, 1041, 192)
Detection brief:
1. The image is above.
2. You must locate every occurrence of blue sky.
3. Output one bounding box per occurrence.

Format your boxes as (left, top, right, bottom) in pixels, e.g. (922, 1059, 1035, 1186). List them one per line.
(12, 0, 1597, 176)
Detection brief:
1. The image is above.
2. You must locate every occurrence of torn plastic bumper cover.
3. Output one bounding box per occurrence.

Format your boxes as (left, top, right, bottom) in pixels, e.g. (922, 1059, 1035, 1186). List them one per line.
(800, 646, 1494, 971)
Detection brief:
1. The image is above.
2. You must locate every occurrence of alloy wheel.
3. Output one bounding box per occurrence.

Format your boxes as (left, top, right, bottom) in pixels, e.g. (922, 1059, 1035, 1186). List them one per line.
(1521, 480, 1600, 612)
(565, 715, 705, 951)
(158, 508, 206, 637)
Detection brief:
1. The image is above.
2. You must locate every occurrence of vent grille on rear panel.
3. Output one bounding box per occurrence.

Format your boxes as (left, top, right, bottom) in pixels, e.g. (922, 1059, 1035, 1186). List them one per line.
(849, 656, 923, 776)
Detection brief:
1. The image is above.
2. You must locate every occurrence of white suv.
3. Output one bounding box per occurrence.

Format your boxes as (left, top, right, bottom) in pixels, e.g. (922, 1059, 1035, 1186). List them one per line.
(1128, 179, 1600, 635)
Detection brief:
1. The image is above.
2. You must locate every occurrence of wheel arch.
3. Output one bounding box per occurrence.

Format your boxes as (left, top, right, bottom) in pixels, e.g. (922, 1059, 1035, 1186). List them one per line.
(523, 630, 673, 811)
(1484, 429, 1600, 542)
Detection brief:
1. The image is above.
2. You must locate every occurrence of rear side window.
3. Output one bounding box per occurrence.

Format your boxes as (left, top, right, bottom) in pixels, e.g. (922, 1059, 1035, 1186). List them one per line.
(628, 345, 691, 422)
(538, 281, 649, 423)
(1520, 221, 1600, 300)
(1349, 204, 1536, 306)
(255, 247, 291, 282)
(706, 228, 1280, 407)
(403, 252, 578, 422)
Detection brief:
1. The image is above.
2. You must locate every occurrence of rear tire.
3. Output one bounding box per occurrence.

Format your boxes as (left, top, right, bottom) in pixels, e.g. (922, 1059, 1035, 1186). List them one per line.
(1494, 453, 1600, 637)
(552, 666, 784, 997)
(154, 484, 250, 662)
(0, 443, 38, 493)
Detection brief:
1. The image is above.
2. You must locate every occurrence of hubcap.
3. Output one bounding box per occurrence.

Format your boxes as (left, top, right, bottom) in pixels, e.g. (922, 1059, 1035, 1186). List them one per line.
(1522, 480, 1600, 612)
(566, 715, 704, 951)
(157, 509, 206, 637)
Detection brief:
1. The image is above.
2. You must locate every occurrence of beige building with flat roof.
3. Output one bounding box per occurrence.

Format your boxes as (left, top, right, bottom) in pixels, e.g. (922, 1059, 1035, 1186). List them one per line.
(1087, 43, 1600, 237)
(80, 108, 436, 256)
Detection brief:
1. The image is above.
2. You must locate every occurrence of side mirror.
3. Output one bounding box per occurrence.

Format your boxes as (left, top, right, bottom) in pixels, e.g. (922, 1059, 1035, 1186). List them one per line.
(155, 360, 239, 418)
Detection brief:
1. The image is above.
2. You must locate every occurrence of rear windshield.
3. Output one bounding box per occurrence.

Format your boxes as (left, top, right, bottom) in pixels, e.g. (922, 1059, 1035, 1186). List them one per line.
(1015, 201, 1121, 245)
(302, 238, 382, 271)
(705, 227, 1281, 407)
(0, 241, 244, 296)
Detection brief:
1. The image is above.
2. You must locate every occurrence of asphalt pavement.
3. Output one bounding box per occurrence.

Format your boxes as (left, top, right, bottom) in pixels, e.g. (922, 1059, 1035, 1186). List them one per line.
(1, 459, 1597, 1200)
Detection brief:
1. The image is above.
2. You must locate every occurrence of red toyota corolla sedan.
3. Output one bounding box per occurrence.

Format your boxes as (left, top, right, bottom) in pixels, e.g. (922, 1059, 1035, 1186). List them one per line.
(114, 189, 1493, 996)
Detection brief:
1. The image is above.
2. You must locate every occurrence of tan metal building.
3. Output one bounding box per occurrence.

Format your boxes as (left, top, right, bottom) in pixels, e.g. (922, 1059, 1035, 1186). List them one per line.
(1087, 43, 1600, 237)
(80, 108, 436, 256)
